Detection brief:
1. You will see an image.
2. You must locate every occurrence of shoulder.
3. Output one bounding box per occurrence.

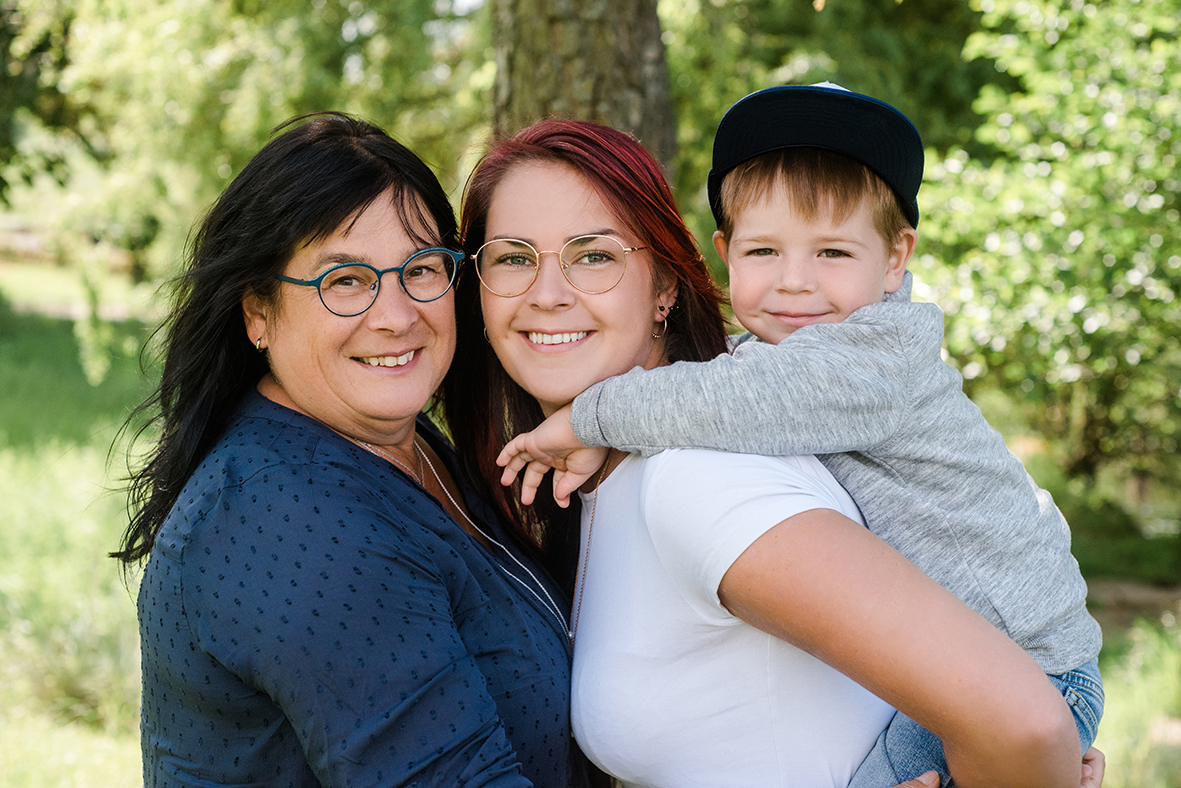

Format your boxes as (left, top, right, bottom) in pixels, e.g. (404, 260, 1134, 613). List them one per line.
(642, 450, 858, 519)
(162, 398, 455, 572)
(638, 451, 861, 601)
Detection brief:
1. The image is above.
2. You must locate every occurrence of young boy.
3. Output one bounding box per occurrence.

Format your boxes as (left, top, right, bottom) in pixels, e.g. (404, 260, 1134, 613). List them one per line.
(497, 83, 1104, 787)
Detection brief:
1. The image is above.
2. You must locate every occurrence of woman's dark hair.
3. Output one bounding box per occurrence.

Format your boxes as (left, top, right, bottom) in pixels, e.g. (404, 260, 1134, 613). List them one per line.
(442, 119, 729, 590)
(114, 112, 457, 565)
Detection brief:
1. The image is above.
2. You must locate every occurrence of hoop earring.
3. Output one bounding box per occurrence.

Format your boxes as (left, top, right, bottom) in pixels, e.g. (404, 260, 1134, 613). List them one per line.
(651, 320, 667, 339)
(255, 337, 263, 352)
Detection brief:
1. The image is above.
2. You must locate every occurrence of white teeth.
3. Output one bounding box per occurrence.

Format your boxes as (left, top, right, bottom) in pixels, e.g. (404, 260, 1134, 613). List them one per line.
(361, 350, 415, 367)
(528, 331, 588, 345)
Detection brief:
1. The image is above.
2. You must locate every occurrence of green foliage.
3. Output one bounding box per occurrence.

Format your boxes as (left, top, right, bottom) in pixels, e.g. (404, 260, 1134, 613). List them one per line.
(4, 0, 490, 278)
(916, 0, 1181, 482)
(0, 0, 75, 202)
(660, 0, 1002, 278)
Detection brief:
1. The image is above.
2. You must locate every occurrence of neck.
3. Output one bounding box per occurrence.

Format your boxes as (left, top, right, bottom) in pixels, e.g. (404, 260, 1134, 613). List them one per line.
(256, 373, 419, 455)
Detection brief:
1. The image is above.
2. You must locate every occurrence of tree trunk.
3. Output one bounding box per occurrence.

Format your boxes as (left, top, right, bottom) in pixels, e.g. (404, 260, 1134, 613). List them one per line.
(490, 0, 676, 172)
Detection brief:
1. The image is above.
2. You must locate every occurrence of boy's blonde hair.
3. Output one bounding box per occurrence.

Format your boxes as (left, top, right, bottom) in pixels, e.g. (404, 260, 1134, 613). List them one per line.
(717, 148, 911, 249)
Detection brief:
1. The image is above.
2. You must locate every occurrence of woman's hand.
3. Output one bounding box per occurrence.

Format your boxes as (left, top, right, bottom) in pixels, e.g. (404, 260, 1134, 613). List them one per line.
(497, 404, 608, 506)
(1081, 747, 1105, 788)
(883, 751, 1102, 788)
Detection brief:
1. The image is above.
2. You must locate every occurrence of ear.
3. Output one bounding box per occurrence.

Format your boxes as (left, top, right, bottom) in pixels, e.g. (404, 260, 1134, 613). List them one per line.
(242, 289, 271, 350)
(655, 278, 679, 320)
(883, 227, 917, 294)
(712, 230, 731, 269)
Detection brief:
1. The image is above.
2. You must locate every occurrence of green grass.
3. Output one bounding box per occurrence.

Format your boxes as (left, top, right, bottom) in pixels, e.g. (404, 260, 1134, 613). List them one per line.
(1094, 621, 1181, 788)
(0, 304, 155, 448)
(0, 286, 147, 786)
(0, 708, 140, 787)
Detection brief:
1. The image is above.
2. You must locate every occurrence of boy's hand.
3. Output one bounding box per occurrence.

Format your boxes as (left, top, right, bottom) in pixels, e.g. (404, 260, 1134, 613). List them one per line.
(889, 772, 939, 788)
(496, 405, 609, 507)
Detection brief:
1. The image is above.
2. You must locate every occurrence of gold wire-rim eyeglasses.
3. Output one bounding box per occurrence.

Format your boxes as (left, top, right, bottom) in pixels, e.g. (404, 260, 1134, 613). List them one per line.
(472, 234, 646, 298)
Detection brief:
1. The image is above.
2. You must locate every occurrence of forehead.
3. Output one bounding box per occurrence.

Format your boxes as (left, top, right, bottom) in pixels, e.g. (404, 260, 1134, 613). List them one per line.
(734, 181, 873, 228)
(287, 197, 429, 274)
(486, 161, 624, 240)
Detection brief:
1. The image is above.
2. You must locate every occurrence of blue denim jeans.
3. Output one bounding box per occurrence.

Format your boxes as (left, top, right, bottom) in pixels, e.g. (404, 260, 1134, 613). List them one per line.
(846, 657, 1104, 788)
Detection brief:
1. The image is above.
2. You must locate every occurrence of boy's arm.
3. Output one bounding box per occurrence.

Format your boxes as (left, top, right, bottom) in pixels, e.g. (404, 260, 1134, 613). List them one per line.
(572, 317, 914, 457)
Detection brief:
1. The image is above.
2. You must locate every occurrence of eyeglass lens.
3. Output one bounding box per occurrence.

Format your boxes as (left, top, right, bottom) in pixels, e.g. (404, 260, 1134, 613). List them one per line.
(319, 253, 456, 315)
(476, 235, 628, 297)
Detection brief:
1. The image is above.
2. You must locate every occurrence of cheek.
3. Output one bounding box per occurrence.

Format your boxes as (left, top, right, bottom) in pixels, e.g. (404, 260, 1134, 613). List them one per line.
(479, 291, 510, 334)
(427, 300, 458, 360)
(727, 276, 762, 314)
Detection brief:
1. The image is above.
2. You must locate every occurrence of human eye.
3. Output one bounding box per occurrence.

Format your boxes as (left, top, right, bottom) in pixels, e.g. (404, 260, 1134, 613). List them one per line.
(322, 264, 376, 291)
(494, 251, 537, 268)
(566, 238, 622, 267)
(570, 248, 618, 266)
(736, 246, 776, 261)
(404, 252, 450, 280)
(818, 248, 852, 259)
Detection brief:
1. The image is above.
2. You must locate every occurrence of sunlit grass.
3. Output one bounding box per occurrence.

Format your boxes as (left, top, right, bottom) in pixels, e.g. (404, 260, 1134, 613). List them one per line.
(0, 707, 140, 788)
(0, 442, 142, 732)
(0, 291, 147, 786)
(0, 259, 161, 320)
(1093, 621, 1181, 787)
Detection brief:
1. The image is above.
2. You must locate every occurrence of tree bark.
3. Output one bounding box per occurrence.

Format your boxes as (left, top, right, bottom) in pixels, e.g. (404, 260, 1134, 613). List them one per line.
(490, 0, 676, 172)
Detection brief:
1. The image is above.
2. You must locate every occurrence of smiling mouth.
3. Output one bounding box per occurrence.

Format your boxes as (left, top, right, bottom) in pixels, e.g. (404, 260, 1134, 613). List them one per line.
(527, 331, 589, 346)
(358, 351, 416, 367)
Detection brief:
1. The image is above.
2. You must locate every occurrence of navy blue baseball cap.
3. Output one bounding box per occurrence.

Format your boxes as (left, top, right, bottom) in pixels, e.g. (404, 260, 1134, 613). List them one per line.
(707, 82, 924, 228)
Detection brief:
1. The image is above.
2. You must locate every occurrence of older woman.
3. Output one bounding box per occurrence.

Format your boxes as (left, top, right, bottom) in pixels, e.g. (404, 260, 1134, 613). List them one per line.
(115, 114, 584, 787)
(443, 119, 1098, 788)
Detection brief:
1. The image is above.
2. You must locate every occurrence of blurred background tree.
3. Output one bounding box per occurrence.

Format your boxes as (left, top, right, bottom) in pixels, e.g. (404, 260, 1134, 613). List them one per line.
(491, 0, 676, 171)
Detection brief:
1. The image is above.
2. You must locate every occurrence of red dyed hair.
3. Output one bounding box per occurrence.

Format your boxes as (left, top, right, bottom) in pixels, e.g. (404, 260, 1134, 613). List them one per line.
(442, 119, 728, 587)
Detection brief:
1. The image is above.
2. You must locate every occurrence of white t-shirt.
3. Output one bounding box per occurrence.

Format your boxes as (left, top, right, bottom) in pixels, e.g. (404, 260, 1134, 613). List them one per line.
(571, 449, 895, 788)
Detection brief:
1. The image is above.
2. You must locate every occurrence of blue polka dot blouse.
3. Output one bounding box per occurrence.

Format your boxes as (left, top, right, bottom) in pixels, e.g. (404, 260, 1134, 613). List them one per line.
(138, 391, 577, 786)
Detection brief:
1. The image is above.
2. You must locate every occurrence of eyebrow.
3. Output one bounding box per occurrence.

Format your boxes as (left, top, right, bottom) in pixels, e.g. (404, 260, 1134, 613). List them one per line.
(732, 233, 870, 249)
(312, 252, 369, 272)
(486, 227, 622, 246)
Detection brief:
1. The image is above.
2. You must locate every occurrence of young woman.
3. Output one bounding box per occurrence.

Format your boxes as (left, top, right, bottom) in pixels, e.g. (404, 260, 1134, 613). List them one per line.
(443, 119, 1100, 788)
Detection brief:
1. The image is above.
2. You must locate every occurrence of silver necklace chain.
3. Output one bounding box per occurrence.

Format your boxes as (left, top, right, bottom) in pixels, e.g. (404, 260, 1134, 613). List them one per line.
(571, 449, 611, 646)
(359, 434, 576, 642)
(355, 439, 423, 485)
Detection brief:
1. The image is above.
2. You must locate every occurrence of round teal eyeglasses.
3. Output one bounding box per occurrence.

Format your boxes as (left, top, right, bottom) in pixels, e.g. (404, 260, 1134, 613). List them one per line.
(276, 248, 463, 316)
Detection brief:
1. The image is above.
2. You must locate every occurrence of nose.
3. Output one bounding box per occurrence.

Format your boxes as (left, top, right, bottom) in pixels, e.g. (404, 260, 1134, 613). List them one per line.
(526, 250, 576, 309)
(362, 274, 421, 332)
(775, 255, 817, 294)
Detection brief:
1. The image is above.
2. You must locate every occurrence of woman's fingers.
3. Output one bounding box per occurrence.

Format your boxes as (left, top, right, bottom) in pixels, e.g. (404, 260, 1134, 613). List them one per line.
(1080, 747, 1105, 788)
